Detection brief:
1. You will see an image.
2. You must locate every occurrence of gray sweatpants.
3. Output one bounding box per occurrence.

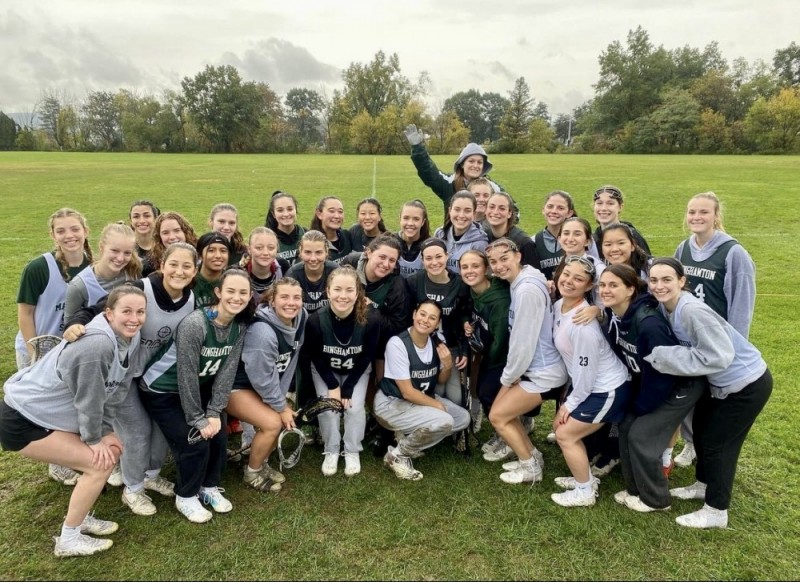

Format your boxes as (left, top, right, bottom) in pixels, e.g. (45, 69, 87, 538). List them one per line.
(114, 381, 169, 489)
(435, 366, 466, 407)
(311, 365, 371, 454)
(373, 390, 470, 458)
(618, 377, 706, 508)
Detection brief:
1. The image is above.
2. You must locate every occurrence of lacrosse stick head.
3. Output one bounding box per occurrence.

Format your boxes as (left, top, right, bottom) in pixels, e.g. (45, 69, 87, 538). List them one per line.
(26, 335, 63, 363)
(277, 427, 306, 470)
(295, 397, 344, 426)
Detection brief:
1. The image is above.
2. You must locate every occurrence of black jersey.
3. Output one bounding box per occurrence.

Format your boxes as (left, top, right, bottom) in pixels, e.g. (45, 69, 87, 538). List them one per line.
(286, 261, 338, 313)
(317, 306, 366, 372)
(328, 229, 353, 264)
(406, 272, 468, 350)
(379, 330, 441, 399)
(532, 228, 563, 281)
(234, 312, 305, 387)
(680, 239, 737, 320)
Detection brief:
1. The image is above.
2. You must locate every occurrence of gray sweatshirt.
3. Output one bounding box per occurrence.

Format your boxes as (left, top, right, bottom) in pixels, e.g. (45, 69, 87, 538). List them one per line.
(4, 313, 139, 444)
(240, 304, 306, 412)
(675, 231, 756, 338)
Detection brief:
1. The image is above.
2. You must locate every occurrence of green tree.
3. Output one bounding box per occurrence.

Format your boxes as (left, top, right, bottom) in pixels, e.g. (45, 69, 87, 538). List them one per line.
(341, 51, 415, 118)
(81, 91, 121, 150)
(690, 70, 738, 120)
(497, 77, 534, 153)
(180, 65, 264, 152)
(443, 90, 509, 143)
(696, 108, 733, 153)
(773, 42, 800, 87)
(744, 87, 800, 152)
(0, 111, 17, 150)
(284, 88, 325, 151)
(647, 89, 701, 151)
(528, 118, 555, 153)
(428, 109, 470, 154)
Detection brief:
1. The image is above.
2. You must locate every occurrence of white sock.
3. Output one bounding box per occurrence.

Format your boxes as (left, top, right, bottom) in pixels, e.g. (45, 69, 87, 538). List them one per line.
(144, 469, 161, 480)
(662, 448, 673, 466)
(519, 457, 536, 470)
(575, 478, 594, 493)
(60, 523, 81, 540)
(245, 464, 260, 474)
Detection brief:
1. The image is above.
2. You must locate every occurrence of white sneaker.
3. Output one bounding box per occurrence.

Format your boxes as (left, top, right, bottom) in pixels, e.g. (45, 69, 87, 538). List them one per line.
(499, 461, 542, 484)
(260, 462, 286, 484)
(144, 475, 175, 497)
(344, 452, 361, 477)
(54, 532, 113, 557)
(551, 487, 597, 507)
(675, 504, 728, 529)
(670, 480, 707, 500)
(554, 476, 600, 491)
(107, 463, 123, 487)
(384, 445, 423, 481)
(201, 487, 233, 513)
(502, 448, 544, 472)
(321, 452, 339, 476)
(243, 467, 282, 493)
(590, 457, 620, 478)
(48, 464, 80, 486)
(674, 442, 697, 467)
(483, 439, 515, 462)
(481, 433, 500, 454)
(175, 495, 212, 523)
(122, 488, 157, 516)
(546, 432, 557, 444)
(80, 513, 118, 535)
(624, 495, 671, 513)
(614, 489, 634, 505)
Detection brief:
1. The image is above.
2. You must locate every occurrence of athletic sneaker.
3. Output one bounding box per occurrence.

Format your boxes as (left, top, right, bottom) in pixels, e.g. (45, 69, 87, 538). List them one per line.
(201, 487, 233, 513)
(554, 476, 600, 491)
(80, 513, 119, 535)
(590, 456, 620, 477)
(670, 480, 707, 500)
(144, 475, 175, 497)
(520, 416, 535, 434)
(107, 463, 123, 487)
(243, 468, 282, 493)
(499, 461, 542, 485)
(546, 432, 557, 444)
(614, 489, 633, 505)
(481, 433, 501, 454)
(674, 442, 696, 467)
(675, 504, 728, 529)
(624, 495, 671, 513)
(482, 439, 515, 462)
(260, 462, 286, 484)
(384, 445, 423, 481)
(49, 464, 80, 486)
(175, 495, 213, 523)
(122, 488, 157, 516)
(321, 452, 339, 476)
(54, 532, 113, 557)
(502, 448, 545, 472)
(551, 486, 598, 507)
(344, 452, 361, 476)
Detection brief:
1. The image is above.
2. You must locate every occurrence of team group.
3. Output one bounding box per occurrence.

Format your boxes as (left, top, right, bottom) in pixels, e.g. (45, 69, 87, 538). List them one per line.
(0, 125, 772, 557)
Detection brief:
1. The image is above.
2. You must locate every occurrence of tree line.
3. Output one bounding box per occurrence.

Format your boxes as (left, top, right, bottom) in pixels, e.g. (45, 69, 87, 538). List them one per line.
(1, 28, 798, 154)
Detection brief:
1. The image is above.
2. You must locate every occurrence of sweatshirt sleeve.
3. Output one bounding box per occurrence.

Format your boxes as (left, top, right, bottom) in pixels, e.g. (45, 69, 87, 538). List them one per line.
(64, 277, 90, 323)
(341, 314, 381, 399)
(724, 244, 756, 339)
(519, 238, 538, 268)
(632, 315, 678, 415)
(410, 143, 454, 206)
(242, 322, 287, 412)
(563, 327, 602, 412)
(206, 323, 245, 418)
(644, 303, 734, 377)
(501, 286, 547, 387)
(377, 276, 411, 353)
(175, 314, 211, 429)
(59, 334, 115, 445)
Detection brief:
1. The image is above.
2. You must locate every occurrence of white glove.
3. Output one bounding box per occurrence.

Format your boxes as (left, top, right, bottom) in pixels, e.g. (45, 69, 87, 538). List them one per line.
(403, 124, 423, 146)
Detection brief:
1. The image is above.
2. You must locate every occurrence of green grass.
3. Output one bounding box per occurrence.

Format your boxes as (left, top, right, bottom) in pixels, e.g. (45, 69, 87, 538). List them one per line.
(0, 152, 798, 580)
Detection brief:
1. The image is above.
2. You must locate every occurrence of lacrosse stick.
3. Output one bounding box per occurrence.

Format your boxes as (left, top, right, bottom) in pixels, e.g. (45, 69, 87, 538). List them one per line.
(26, 334, 63, 363)
(277, 397, 344, 470)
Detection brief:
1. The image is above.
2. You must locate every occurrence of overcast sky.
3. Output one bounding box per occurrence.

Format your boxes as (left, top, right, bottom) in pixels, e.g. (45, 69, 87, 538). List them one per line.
(0, 0, 795, 117)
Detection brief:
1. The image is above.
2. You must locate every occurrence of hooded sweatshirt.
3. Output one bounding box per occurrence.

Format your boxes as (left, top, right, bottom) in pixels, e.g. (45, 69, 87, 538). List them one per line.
(675, 230, 755, 338)
(470, 276, 511, 370)
(644, 292, 766, 398)
(410, 142, 501, 214)
(434, 222, 489, 274)
(603, 293, 680, 415)
(4, 312, 139, 444)
(236, 304, 306, 412)
(501, 265, 567, 388)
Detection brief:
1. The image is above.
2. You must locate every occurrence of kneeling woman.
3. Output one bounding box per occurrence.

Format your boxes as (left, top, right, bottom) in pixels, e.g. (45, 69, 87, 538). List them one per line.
(644, 258, 772, 529)
(306, 267, 380, 477)
(550, 257, 631, 507)
(374, 300, 471, 481)
(139, 268, 252, 523)
(1, 285, 145, 557)
(227, 278, 306, 492)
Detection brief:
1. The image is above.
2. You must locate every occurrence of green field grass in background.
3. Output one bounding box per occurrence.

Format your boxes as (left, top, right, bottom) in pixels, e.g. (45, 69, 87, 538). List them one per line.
(0, 152, 798, 580)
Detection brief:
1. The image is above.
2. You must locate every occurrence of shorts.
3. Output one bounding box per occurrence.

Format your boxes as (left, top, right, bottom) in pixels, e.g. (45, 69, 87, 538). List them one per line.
(0, 400, 52, 452)
(518, 375, 561, 396)
(569, 382, 630, 424)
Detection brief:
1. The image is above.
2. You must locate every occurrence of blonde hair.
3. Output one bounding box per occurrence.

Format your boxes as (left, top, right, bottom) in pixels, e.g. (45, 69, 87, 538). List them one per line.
(299, 229, 329, 253)
(688, 191, 724, 232)
(240, 226, 279, 268)
(49, 208, 92, 282)
(210, 203, 246, 254)
(97, 222, 142, 279)
(327, 266, 368, 325)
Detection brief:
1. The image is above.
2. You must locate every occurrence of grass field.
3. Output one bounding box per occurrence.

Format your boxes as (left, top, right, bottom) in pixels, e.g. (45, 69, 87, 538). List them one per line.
(0, 152, 798, 580)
